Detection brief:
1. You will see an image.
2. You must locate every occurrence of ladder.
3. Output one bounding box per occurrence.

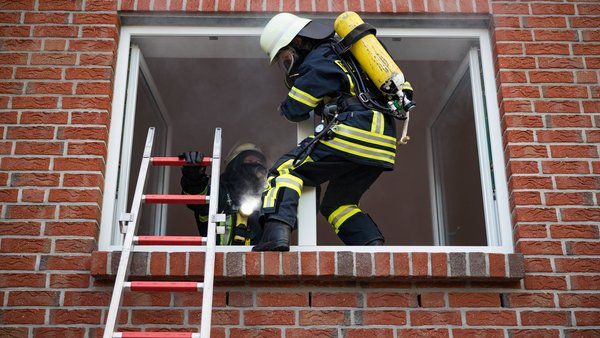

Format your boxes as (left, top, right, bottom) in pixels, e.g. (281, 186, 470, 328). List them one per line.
(104, 127, 224, 338)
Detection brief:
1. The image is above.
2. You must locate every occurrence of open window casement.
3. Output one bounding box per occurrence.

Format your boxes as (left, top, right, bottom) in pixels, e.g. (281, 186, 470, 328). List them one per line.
(100, 24, 512, 253)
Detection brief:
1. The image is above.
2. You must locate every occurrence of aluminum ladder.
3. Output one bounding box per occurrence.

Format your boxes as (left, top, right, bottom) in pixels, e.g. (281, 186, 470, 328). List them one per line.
(104, 127, 223, 338)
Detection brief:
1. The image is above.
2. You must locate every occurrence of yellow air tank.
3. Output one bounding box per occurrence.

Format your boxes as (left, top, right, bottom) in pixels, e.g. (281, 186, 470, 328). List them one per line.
(334, 11, 405, 97)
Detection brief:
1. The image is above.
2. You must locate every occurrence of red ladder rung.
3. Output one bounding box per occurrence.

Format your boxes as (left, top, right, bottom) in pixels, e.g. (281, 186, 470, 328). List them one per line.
(151, 157, 211, 166)
(143, 194, 208, 204)
(116, 332, 200, 338)
(125, 281, 203, 292)
(134, 236, 206, 246)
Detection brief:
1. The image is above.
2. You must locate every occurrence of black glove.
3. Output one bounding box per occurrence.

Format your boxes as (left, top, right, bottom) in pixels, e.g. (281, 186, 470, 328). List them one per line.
(179, 151, 204, 166)
(179, 151, 208, 194)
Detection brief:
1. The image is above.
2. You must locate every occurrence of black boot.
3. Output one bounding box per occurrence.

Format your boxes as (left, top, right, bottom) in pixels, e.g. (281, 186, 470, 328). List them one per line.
(252, 220, 292, 251)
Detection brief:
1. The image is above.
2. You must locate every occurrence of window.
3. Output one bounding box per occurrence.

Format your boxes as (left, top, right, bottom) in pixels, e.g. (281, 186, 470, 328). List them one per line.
(99, 22, 512, 253)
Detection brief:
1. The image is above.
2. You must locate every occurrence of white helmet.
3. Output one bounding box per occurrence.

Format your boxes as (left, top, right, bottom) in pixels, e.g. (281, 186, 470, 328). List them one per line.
(260, 13, 334, 63)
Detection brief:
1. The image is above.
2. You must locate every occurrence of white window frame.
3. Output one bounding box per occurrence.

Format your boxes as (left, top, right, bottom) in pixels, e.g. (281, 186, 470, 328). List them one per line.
(100, 26, 513, 253)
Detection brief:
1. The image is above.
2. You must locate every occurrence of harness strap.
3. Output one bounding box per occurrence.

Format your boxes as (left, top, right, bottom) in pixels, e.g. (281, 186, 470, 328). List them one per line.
(333, 23, 377, 55)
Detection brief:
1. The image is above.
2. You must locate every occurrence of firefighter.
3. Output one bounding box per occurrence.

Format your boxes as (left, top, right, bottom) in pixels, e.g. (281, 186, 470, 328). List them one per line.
(180, 143, 267, 245)
(253, 13, 414, 251)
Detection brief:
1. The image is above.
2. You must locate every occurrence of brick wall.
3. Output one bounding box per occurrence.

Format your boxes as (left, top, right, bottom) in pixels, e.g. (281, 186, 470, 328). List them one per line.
(0, 0, 599, 337)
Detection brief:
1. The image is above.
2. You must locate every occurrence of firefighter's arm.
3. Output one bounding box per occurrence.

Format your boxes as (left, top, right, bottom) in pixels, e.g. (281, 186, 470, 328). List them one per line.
(279, 59, 348, 122)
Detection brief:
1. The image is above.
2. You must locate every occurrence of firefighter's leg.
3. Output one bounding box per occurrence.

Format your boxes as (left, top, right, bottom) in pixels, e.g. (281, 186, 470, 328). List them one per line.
(320, 165, 385, 245)
(254, 143, 313, 251)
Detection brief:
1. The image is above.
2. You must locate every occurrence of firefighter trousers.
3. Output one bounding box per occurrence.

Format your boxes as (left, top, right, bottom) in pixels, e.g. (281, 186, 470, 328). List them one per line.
(260, 139, 385, 245)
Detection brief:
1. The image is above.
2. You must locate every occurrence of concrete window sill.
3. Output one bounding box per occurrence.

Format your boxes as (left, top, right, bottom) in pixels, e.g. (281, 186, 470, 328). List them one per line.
(91, 251, 524, 281)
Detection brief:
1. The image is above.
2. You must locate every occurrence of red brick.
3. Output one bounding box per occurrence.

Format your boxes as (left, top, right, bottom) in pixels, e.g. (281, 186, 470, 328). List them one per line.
(62, 97, 111, 110)
(568, 242, 600, 255)
(489, 254, 506, 277)
(2, 309, 45, 324)
(8, 291, 59, 306)
(496, 42, 523, 55)
(542, 161, 590, 174)
(556, 259, 600, 273)
(420, 292, 445, 308)
(508, 293, 555, 307)
(50, 273, 90, 288)
(538, 130, 583, 143)
(26, 81, 73, 95)
(496, 29, 534, 41)
(507, 145, 548, 159)
(15, 141, 62, 155)
(24, 13, 68, 24)
(80, 53, 114, 66)
(0, 82, 24, 94)
(15, 67, 61, 79)
(532, 4, 575, 15)
(12, 96, 58, 109)
(394, 252, 409, 276)
(550, 224, 599, 239)
(229, 328, 281, 338)
(517, 241, 563, 255)
(299, 310, 348, 325)
(33, 25, 78, 37)
(506, 130, 534, 143)
(7, 205, 56, 219)
(498, 56, 536, 69)
(494, 17, 521, 29)
(559, 293, 600, 308)
(500, 71, 527, 83)
(0, 55, 27, 68)
(492, 3, 529, 14)
(67, 142, 106, 156)
(411, 310, 461, 325)
(575, 311, 600, 325)
(360, 310, 406, 325)
(63, 173, 103, 187)
(43, 255, 91, 271)
(55, 239, 95, 253)
(0, 222, 41, 235)
(501, 85, 540, 98)
(286, 328, 337, 338)
(243, 310, 294, 325)
(0, 273, 46, 287)
(465, 310, 517, 325)
(68, 40, 115, 52)
(256, 292, 308, 307)
(346, 328, 394, 338)
(539, 57, 584, 69)
(512, 190, 542, 205)
(53, 157, 104, 171)
(504, 115, 544, 128)
(319, 251, 334, 276)
(530, 71, 574, 83)
(515, 224, 546, 238)
(312, 292, 359, 307)
(525, 17, 567, 28)
(548, 192, 593, 206)
(1, 238, 50, 253)
(510, 176, 553, 189)
(0, 255, 37, 270)
(449, 293, 501, 307)
(367, 292, 417, 307)
(521, 311, 570, 326)
(551, 145, 598, 159)
(51, 309, 101, 324)
(33, 327, 86, 338)
(524, 275, 567, 290)
(534, 100, 581, 113)
(2, 39, 42, 51)
(515, 207, 557, 222)
(38, 0, 82, 10)
(507, 161, 538, 174)
(534, 30, 578, 42)
(73, 13, 118, 25)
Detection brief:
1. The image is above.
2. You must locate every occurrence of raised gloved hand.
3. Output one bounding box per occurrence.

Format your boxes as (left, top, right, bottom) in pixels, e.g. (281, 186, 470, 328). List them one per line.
(179, 151, 204, 166)
(179, 151, 208, 192)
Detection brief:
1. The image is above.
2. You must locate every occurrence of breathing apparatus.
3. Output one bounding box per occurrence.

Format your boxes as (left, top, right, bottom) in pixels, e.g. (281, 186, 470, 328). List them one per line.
(333, 11, 415, 144)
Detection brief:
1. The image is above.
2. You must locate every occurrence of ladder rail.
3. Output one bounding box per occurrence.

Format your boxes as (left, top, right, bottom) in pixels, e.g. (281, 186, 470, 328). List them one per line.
(200, 127, 222, 338)
(104, 127, 156, 338)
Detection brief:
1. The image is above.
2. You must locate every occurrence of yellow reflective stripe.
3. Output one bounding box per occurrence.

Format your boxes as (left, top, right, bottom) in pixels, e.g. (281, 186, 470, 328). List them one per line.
(335, 59, 356, 96)
(333, 124, 396, 149)
(263, 185, 278, 209)
(321, 137, 396, 164)
(198, 215, 208, 223)
(371, 111, 384, 134)
(327, 204, 361, 234)
(289, 86, 321, 108)
(275, 174, 303, 195)
(334, 60, 347, 72)
(402, 81, 413, 91)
